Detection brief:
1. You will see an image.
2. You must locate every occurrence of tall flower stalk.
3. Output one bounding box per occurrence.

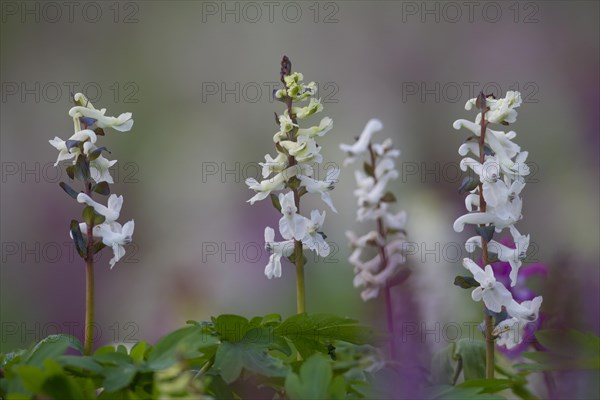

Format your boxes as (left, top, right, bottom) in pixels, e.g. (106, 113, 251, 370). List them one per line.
(340, 119, 409, 360)
(246, 56, 337, 314)
(452, 91, 542, 379)
(49, 93, 135, 355)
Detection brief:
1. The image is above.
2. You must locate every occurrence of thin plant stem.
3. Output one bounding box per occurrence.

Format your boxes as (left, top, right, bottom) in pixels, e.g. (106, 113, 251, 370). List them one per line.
(368, 143, 396, 360)
(75, 115, 95, 356)
(281, 56, 305, 314)
(477, 92, 494, 379)
(294, 242, 306, 314)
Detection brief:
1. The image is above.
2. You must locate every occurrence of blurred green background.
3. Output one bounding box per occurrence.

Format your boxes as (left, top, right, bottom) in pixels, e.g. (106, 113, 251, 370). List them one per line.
(1, 0, 598, 372)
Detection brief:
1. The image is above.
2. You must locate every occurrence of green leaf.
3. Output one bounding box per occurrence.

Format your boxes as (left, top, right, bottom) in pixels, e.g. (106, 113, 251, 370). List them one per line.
(15, 365, 45, 393)
(285, 353, 332, 400)
(270, 193, 282, 212)
(66, 165, 76, 180)
(75, 155, 90, 181)
(55, 355, 103, 374)
(59, 182, 79, 199)
(453, 339, 486, 381)
(82, 206, 95, 226)
(363, 162, 374, 177)
(40, 372, 90, 399)
(70, 219, 87, 258)
(457, 378, 513, 393)
(25, 335, 83, 367)
(380, 192, 397, 203)
(92, 181, 110, 196)
(93, 240, 106, 255)
(431, 343, 456, 385)
(65, 140, 83, 150)
(261, 313, 282, 326)
(458, 176, 480, 193)
(454, 275, 479, 289)
(517, 329, 600, 372)
(129, 341, 148, 364)
(426, 384, 505, 399)
(287, 176, 301, 190)
(146, 325, 218, 370)
(102, 363, 137, 393)
(475, 225, 495, 242)
(213, 314, 250, 342)
(276, 314, 374, 359)
(88, 146, 109, 161)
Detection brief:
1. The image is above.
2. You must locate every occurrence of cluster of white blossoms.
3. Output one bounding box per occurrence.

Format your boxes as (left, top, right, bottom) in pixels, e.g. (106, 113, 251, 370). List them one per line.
(340, 119, 408, 301)
(246, 70, 338, 279)
(50, 93, 134, 269)
(453, 91, 542, 349)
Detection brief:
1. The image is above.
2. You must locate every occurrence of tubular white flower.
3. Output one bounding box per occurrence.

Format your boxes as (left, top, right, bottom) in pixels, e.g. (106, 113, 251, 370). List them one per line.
(245, 165, 302, 204)
(49, 129, 98, 166)
(463, 258, 513, 312)
(69, 95, 134, 133)
(264, 227, 295, 279)
(97, 220, 135, 269)
(344, 119, 408, 301)
(248, 65, 336, 279)
(339, 118, 383, 165)
(301, 210, 330, 256)
(77, 193, 123, 222)
(278, 191, 306, 241)
(259, 153, 288, 178)
(297, 167, 339, 213)
(297, 117, 333, 138)
(494, 296, 543, 349)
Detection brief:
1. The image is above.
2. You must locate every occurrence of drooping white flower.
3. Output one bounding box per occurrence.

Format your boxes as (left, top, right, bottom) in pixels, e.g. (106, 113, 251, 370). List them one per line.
(297, 167, 340, 213)
(465, 91, 522, 125)
(339, 118, 383, 165)
(494, 296, 543, 349)
(76, 193, 123, 222)
(279, 135, 322, 164)
(69, 93, 134, 133)
(297, 117, 333, 138)
(278, 191, 306, 241)
(264, 227, 295, 279)
(301, 210, 330, 256)
(259, 153, 288, 178)
(292, 98, 323, 119)
(343, 119, 408, 301)
(462, 258, 513, 312)
(96, 220, 135, 269)
(465, 226, 530, 287)
(48, 129, 98, 166)
(245, 165, 304, 204)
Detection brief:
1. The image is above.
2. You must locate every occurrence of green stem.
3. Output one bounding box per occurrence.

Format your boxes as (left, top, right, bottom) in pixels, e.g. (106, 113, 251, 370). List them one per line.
(84, 255, 94, 355)
(477, 92, 494, 379)
(295, 240, 306, 314)
(281, 55, 306, 315)
(83, 178, 95, 355)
